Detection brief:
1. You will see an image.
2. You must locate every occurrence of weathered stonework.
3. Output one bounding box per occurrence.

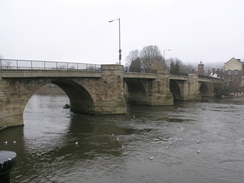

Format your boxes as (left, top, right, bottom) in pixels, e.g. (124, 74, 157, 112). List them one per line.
(0, 66, 222, 131)
(181, 74, 202, 100)
(94, 65, 126, 114)
(0, 65, 127, 131)
(150, 70, 173, 105)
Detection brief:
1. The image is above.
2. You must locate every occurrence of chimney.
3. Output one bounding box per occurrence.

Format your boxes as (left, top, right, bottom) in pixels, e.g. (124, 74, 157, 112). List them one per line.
(216, 68, 220, 77)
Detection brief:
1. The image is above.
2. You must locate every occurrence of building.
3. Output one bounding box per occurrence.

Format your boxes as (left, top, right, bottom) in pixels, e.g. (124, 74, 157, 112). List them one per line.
(198, 61, 204, 75)
(197, 61, 224, 79)
(224, 57, 244, 87)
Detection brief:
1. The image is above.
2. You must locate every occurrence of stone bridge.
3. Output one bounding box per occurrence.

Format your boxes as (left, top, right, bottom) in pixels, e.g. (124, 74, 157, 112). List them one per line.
(0, 63, 223, 131)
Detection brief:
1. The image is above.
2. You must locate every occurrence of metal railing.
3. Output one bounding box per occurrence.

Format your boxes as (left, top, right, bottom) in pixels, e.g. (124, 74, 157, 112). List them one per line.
(0, 59, 101, 71)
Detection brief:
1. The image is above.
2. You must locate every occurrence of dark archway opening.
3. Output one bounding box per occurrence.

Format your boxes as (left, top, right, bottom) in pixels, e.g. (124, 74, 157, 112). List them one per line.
(199, 83, 209, 97)
(170, 80, 182, 100)
(124, 79, 148, 105)
(52, 79, 95, 114)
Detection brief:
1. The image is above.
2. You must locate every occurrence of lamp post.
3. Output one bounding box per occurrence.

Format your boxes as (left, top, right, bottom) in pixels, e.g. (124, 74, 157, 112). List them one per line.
(108, 18, 121, 65)
(163, 49, 171, 61)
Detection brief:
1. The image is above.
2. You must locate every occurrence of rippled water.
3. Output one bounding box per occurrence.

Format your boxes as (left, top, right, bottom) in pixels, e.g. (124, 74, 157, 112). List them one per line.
(1, 95, 244, 183)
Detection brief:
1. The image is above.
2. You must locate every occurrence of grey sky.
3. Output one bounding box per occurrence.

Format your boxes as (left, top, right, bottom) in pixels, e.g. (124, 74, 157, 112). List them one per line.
(1, 0, 243, 66)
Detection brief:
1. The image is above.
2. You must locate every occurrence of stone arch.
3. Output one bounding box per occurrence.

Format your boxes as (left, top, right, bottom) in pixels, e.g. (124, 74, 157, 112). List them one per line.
(13, 78, 51, 111)
(19, 78, 95, 115)
(170, 80, 183, 100)
(51, 79, 95, 114)
(124, 79, 149, 105)
(199, 82, 209, 97)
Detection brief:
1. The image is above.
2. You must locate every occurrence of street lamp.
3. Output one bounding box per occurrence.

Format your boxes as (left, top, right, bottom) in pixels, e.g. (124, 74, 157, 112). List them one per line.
(108, 18, 121, 65)
(163, 49, 171, 61)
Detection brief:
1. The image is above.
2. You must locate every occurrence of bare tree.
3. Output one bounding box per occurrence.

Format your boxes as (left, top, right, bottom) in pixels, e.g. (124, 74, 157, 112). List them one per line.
(180, 62, 195, 73)
(125, 50, 139, 67)
(168, 57, 182, 74)
(167, 57, 194, 73)
(57, 65, 67, 70)
(140, 45, 165, 70)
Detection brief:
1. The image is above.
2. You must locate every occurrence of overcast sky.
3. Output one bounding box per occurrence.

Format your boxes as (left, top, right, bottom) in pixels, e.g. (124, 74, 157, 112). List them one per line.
(1, 0, 243, 66)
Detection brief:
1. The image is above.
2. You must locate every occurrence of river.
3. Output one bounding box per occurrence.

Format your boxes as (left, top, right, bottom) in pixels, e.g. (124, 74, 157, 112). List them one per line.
(1, 95, 244, 183)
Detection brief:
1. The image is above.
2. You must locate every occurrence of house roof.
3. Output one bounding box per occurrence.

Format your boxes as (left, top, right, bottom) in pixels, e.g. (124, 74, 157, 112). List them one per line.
(225, 57, 241, 64)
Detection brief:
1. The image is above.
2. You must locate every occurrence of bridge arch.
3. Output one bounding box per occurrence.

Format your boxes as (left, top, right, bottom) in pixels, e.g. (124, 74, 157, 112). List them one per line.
(124, 79, 149, 105)
(170, 80, 183, 100)
(51, 79, 95, 114)
(16, 78, 96, 123)
(199, 82, 209, 97)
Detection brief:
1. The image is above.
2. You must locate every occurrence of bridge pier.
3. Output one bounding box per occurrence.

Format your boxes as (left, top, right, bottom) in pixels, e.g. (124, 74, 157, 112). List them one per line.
(124, 70, 173, 105)
(200, 82, 215, 98)
(0, 78, 26, 130)
(150, 70, 173, 105)
(94, 65, 126, 114)
(181, 73, 201, 100)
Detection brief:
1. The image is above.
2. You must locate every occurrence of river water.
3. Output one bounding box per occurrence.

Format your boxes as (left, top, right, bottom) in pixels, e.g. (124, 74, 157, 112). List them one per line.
(1, 95, 244, 183)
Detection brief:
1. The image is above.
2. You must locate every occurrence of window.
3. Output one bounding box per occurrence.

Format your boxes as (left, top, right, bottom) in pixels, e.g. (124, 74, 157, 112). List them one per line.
(235, 69, 238, 75)
(228, 70, 231, 75)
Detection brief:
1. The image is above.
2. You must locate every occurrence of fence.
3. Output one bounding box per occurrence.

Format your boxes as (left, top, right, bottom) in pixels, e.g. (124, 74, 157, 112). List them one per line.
(0, 59, 101, 71)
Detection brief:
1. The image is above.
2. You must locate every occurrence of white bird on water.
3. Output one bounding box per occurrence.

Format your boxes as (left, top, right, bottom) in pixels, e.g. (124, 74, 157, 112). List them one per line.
(197, 150, 200, 154)
(13, 141, 16, 144)
(149, 156, 154, 160)
(75, 142, 78, 145)
(4, 141, 7, 144)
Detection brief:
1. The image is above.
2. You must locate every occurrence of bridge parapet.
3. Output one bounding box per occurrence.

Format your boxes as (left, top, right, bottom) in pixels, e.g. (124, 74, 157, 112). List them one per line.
(170, 75, 188, 81)
(123, 72, 156, 79)
(0, 59, 101, 71)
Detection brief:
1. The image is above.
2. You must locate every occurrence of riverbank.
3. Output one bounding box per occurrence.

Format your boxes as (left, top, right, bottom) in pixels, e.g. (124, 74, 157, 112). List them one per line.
(222, 96, 244, 102)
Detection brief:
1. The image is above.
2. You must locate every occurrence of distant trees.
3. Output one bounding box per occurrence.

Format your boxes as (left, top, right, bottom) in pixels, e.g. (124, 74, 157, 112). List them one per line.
(180, 62, 194, 73)
(140, 45, 165, 70)
(125, 50, 141, 72)
(125, 46, 197, 73)
(169, 58, 181, 74)
(125, 45, 166, 72)
(129, 57, 141, 72)
(167, 57, 194, 74)
(126, 50, 139, 64)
